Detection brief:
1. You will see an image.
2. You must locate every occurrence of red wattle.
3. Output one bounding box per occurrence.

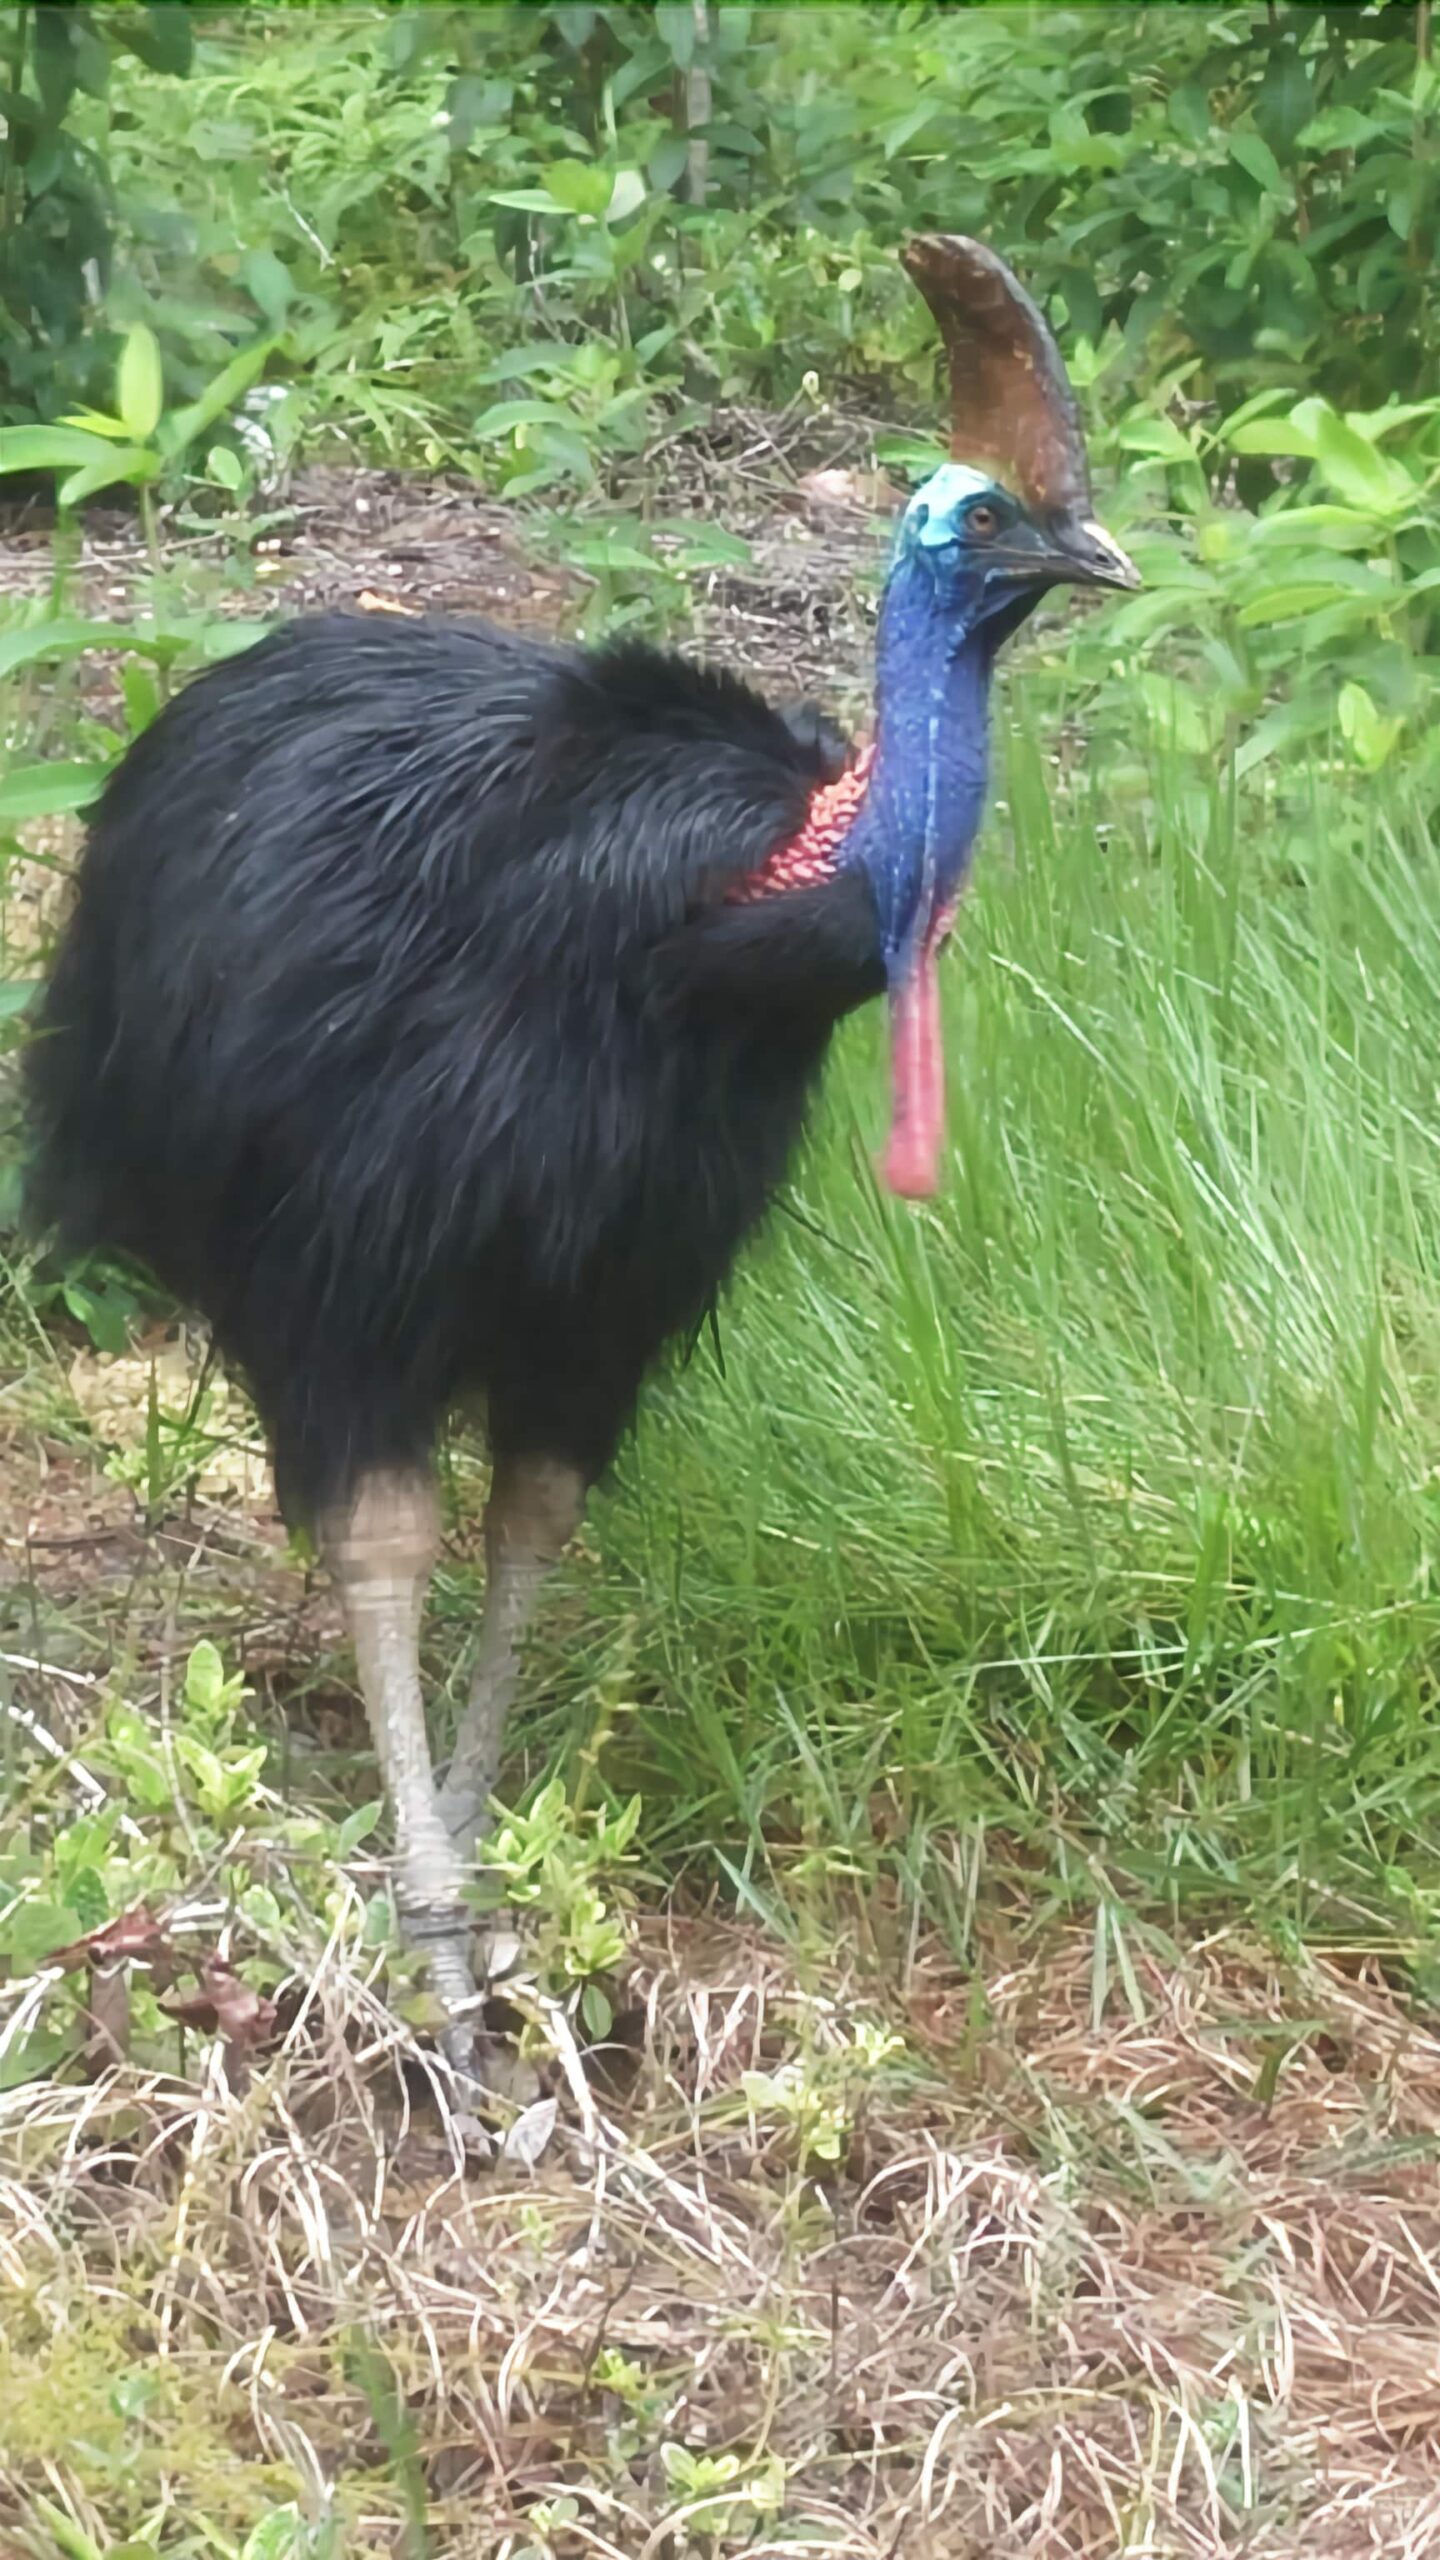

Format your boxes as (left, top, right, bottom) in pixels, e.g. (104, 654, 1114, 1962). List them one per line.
(882, 937, 944, 1198)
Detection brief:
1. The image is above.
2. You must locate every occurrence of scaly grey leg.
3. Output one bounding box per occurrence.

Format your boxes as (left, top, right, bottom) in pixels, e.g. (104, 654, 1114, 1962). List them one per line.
(437, 1452, 586, 1859)
(322, 1467, 479, 2067)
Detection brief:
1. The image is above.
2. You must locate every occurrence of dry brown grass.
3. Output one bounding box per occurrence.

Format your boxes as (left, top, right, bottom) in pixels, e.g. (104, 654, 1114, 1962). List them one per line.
(5, 1905, 1440, 2556)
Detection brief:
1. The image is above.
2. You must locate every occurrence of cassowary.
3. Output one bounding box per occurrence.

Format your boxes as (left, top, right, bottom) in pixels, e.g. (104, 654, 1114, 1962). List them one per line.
(25, 237, 1136, 2081)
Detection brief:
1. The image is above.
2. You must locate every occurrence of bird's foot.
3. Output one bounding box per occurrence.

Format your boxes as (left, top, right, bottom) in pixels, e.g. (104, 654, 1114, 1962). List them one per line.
(394, 1888, 540, 2112)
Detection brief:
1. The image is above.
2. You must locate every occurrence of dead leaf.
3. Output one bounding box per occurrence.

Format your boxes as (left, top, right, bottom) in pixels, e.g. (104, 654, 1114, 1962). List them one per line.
(501, 2095, 558, 2169)
(51, 1906, 171, 1975)
(164, 1960, 277, 2051)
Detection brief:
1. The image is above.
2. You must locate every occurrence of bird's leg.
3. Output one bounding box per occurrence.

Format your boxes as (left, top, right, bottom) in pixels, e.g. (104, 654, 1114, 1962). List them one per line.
(437, 1452, 586, 1863)
(322, 1467, 479, 2067)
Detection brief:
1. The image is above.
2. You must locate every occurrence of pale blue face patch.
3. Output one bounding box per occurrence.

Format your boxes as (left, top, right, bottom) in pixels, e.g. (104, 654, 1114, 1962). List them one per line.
(897, 460, 1015, 562)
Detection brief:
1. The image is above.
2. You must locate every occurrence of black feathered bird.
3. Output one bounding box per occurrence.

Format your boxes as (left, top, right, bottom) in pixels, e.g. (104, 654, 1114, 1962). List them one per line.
(26, 238, 1136, 2072)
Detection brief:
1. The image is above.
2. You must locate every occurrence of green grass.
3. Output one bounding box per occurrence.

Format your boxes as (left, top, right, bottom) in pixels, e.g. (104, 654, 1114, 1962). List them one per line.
(457, 721, 1440, 1958)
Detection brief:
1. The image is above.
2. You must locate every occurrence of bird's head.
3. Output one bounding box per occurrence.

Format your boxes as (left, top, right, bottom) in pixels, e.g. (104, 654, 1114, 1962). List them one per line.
(862, 234, 1138, 1199)
(895, 458, 1139, 636)
(897, 233, 1138, 633)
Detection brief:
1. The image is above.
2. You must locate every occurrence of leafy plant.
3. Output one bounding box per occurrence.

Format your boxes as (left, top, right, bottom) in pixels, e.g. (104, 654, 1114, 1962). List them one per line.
(476, 1774, 640, 2017)
(0, 1, 198, 422)
(741, 2016, 905, 2168)
(1078, 375, 1440, 782)
(657, 2443, 787, 2544)
(0, 318, 276, 573)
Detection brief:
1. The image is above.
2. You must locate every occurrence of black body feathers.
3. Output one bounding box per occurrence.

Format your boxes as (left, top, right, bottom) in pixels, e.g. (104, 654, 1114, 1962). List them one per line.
(27, 613, 882, 1521)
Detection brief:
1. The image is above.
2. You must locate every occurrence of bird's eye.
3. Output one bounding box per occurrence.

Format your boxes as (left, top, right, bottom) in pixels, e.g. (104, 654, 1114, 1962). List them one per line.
(967, 503, 1000, 539)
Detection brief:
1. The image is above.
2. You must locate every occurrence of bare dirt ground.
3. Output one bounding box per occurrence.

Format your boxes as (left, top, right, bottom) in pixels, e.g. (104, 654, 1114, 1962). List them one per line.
(5, 457, 1440, 2555)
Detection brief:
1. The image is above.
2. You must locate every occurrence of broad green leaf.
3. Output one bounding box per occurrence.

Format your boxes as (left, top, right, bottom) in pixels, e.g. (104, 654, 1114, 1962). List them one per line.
(207, 443, 246, 492)
(472, 398, 569, 437)
(1314, 410, 1414, 516)
(58, 449, 160, 507)
(1233, 699, 1323, 776)
(117, 323, 164, 441)
(1255, 48, 1312, 157)
(581, 1979, 614, 2038)
(1229, 130, 1289, 200)
(337, 1800, 382, 1857)
(1169, 83, 1211, 146)
(1236, 581, 1357, 628)
(654, 1, 697, 67)
(544, 160, 615, 218)
(164, 338, 278, 462)
(1349, 400, 1440, 441)
(1116, 415, 1199, 460)
(0, 981, 39, 1020)
(0, 424, 119, 476)
(56, 407, 136, 441)
(1339, 680, 1402, 771)
(240, 246, 294, 327)
(0, 617, 134, 677)
(606, 168, 647, 225)
(240, 2509, 311, 2560)
(125, 4, 194, 76)
(1251, 505, 1384, 551)
(0, 761, 107, 821)
(185, 1639, 229, 1718)
(1227, 418, 1321, 459)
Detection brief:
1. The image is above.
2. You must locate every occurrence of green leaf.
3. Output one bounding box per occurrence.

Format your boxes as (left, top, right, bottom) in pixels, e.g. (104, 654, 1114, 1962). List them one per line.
(1236, 581, 1357, 629)
(0, 618, 137, 679)
(1254, 48, 1312, 158)
(206, 443, 246, 493)
(57, 407, 137, 441)
(240, 2508, 311, 2560)
(164, 338, 278, 463)
(606, 169, 647, 225)
(1169, 84, 1211, 147)
(241, 247, 294, 328)
(117, 324, 164, 441)
(1313, 410, 1414, 516)
(185, 1639, 229, 1719)
(654, 2, 697, 67)
(63, 1277, 136, 1357)
(543, 160, 615, 218)
(0, 425, 121, 477)
(1229, 130, 1289, 200)
(337, 1800, 382, 1857)
(486, 188, 563, 214)
(1, 1898, 82, 1973)
(1227, 417, 1320, 460)
(581, 1979, 614, 2039)
(125, 5, 195, 76)
(0, 761, 107, 821)
(471, 398, 570, 438)
(58, 449, 161, 507)
(1338, 680, 1402, 772)
(0, 982, 39, 1021)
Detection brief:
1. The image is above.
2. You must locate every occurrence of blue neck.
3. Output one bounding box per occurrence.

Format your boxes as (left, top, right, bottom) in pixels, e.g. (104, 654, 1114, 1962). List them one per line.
(842, 555, 1029, 977)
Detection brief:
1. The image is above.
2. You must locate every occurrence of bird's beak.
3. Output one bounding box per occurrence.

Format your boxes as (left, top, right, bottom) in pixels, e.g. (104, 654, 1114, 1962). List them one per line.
(1041, 513, 1142, 591)
(985, 510, 1141, 594)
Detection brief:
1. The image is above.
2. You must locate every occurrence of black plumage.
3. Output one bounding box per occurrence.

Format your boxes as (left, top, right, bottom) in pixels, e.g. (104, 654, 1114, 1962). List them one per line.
(27, 611, 881, 1528)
